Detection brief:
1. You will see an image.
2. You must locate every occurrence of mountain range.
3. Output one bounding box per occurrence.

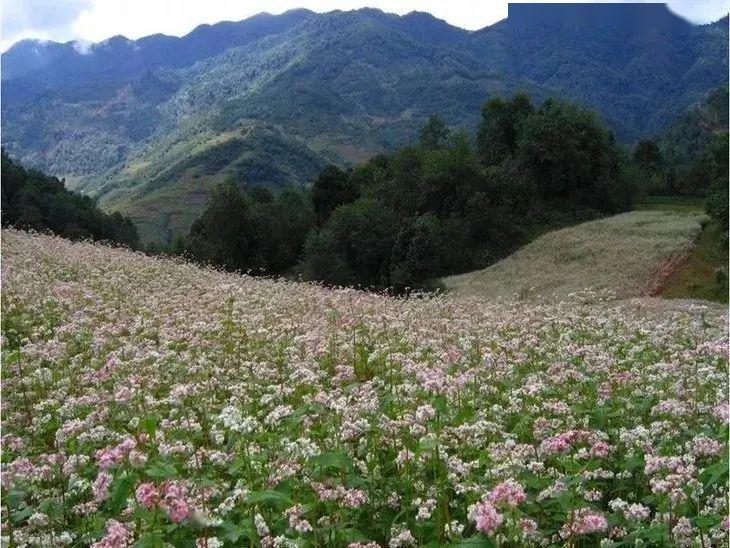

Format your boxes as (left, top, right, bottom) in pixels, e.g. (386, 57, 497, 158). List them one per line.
(2, 3, 727, 242)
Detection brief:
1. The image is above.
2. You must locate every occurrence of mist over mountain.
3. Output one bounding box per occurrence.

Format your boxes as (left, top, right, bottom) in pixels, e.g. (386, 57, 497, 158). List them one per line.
(2, 2, 727, 242)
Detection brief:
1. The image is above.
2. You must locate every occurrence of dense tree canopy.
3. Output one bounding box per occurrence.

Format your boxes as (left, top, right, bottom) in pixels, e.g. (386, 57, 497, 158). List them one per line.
(1, 151, 138, 247)
(187, 92, 730, 292)
(516, 100, 629, 212)
(640, 88, 729, 197)
(297, 94, 635, 290)
(476, 93, 533, 167)
(419, 115, 450, 150)
(633, 139, 663, 169)
(187, 181, 255, 271)
(187, 181, 315, 274)
(310, 165, 359, 227)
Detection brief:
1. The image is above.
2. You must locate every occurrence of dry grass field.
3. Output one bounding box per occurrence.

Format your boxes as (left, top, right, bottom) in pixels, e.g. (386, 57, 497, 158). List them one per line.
(442, 210, 708, 299)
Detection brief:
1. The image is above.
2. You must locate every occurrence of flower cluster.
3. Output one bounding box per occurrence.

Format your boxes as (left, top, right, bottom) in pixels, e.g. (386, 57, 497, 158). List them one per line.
(1, 230, 727, 546)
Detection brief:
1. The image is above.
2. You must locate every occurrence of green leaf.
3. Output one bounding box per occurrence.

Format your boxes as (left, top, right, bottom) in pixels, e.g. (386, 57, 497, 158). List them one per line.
(135, 533, 164, 548)
(6, 490, 25, 509)
(10, 506, 34, 524)
(450, 536, 497, 547)
(145, 462, 178, 480)
(2, 350, 21, 367)
(311, 450, 352, 471)
(220, 520, 251, 543)
(341, 528, 368, 543)
(111, 475, 135, 510)
(693, 515, 721, 530)
(637, 523, 669, 542)
(141, 414, 161, 438)
(246, 490, 293, 509)
(701, 459, 728, 486)
(39, 498, 63, 519)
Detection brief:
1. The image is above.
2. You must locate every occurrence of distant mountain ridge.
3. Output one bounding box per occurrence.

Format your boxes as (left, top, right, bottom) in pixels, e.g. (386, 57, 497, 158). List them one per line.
(2, 3, 727, 243)
(506, 2, 693, 32)
(2, 9, 315, 82)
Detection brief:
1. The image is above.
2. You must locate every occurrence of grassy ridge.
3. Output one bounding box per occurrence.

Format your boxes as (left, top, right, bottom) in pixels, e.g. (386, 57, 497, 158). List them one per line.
(635, 197, 728, 303)
(660, 221, 728, 303)
(442, 210, 707, 299)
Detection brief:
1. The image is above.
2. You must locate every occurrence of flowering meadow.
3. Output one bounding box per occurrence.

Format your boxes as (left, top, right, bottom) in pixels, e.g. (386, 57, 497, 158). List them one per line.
(1, 229, 728, 547)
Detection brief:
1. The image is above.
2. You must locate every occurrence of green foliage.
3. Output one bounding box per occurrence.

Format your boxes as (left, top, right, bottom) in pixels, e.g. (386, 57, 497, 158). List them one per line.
(304, 198, 398, 288)
(706, 178, 729, 238)
(476, 93, 533, 166)
(516, 99, 625, 213)
(311, 165, 359, 226)
(186, 180, 315, 275)
(0, 151, 138, 247)
(633, 139, 663, 169)
(186, 180, 254, 271)
(419, 115, 450, 150)
(245, 186, 316, 273)
(660, 88, 729, 167)
(301, 95, 635, 291)
(642, 88, 729, 198)
(389, 214, 445, 291)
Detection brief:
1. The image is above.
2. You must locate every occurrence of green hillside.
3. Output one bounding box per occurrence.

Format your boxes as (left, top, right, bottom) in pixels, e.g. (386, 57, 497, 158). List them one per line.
(1, 6, 727, 243)
(99, 126, 327, 242)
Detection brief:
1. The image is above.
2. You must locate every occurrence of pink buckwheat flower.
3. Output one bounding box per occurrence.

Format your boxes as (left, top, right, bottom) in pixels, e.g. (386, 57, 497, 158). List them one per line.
(93, 471, 113, 503)
(560, 508, 608, 539)
(92, 519, 133, 547)
(161, 480, 190, 523)
(520, 518, 538, 536)
(135, 482, 159, 510)
(472, 501, 503, 534)
(488, 479, 527, 508)
(590, 441, 611, 458)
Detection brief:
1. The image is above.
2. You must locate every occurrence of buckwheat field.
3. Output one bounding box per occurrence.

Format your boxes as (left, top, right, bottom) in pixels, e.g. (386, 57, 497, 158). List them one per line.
(2, 230, 728, 547)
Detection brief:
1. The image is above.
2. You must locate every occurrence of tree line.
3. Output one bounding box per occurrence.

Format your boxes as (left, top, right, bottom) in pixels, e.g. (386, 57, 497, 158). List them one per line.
(632, 88, 728, 241)
(4, 91, 724, 289)
(182, 94, 638, 291)
(1, 151, 139, 247)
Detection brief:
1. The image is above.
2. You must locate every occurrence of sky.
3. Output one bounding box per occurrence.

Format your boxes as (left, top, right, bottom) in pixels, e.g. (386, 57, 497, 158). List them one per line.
(2, 0, 728, 52)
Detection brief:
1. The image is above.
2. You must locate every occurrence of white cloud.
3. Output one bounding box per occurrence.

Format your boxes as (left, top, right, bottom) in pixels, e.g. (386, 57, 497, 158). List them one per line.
(1, 0, 91, 48)
(667, 0, 729, 23)
(0, 28, 52, 52)
(2, 0, 727, 52)
(71, 38, 93, 54)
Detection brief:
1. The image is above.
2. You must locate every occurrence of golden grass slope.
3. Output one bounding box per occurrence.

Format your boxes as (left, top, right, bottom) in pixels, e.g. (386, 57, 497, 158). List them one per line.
(442, 210, 707, 299)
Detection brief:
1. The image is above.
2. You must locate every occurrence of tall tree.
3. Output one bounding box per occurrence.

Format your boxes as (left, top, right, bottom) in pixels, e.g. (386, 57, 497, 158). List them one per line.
(476, 93, 534, 167)
(516, 99, 624, 211)
(187, 180, 254, 271)
(304, 198, 396, 288)
(311, 165, 358, 226)
(419, 115, 450, 150)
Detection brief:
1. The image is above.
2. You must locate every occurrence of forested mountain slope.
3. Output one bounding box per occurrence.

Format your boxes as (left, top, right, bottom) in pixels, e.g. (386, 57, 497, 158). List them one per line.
(2, 4, 727, 242)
